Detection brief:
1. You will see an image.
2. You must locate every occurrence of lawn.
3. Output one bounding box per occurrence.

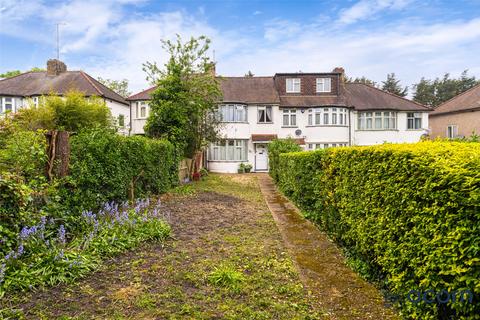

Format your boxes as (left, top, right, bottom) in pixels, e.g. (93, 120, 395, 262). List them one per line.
(1, 174, 326, 319)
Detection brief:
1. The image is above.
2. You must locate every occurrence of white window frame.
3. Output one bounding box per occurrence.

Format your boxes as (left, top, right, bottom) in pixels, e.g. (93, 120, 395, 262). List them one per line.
(208, 139, 248, 161)
(1, 97, 13, 113)
(136, 101, 148, 119)
(308, 142, 348, 150)
(286, 78, 301, 93)
(282, 108, 297, 127)
(357, 111, 397, 130)
(447, 125, 458, 139)
(316, 78, 332, 93)
(407, 112, 422, 130)
(257, 105, 273, 123)
(118, 114, 125, 127)
(308, 107, 348, 126)
(218, 104, 247, 123)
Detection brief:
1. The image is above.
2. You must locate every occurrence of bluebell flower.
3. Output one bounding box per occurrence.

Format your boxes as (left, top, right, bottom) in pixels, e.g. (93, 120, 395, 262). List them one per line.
(17, 244, 24, 257)
(58, 225, 66, 245)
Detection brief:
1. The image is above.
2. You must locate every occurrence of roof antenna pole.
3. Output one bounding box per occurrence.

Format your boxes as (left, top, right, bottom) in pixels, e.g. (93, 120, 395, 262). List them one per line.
(56, 22, 66, 60)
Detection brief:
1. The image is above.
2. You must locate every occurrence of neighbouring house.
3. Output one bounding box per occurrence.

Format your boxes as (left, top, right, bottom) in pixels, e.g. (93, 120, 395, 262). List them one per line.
(0, 59, 130, 134)
(429, 83, 480, 139)
(128, 67, 431, 173)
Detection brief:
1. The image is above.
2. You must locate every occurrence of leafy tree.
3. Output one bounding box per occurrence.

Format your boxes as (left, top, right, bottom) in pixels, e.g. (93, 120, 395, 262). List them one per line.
(346, 76, 377, 87)
(142, 35, 222, 163)
(0, 67, 45, 79)
(381, 73, 408, 97)
(413, 70, 479, 107)
(0, 70, 21, 78)
(11, 91, 113, 132)
(97, 77, 131, 98)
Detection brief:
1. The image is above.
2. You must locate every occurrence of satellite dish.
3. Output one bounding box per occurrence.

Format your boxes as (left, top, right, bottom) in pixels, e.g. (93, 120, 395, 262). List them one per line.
(295, 129, 302, 136)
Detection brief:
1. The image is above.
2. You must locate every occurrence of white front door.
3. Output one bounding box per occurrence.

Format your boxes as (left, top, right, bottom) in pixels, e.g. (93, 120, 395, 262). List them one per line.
(255, 144, 268, 171)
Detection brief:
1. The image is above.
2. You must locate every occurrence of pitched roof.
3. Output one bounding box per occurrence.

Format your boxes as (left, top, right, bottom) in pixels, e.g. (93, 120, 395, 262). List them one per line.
(430, 83, 480, 116)
(0, 71, 128, 105)
(345, 83, 430, 111)
(220, 77, 279, 104)
(279, 95, 346, 107)
(127, 86, 157, 101)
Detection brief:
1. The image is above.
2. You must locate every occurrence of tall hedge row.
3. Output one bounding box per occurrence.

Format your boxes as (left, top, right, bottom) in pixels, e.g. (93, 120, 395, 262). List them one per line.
(268, 139, 302, 182)
(64, 129, 179, 213)
(271, 142, 480, 320)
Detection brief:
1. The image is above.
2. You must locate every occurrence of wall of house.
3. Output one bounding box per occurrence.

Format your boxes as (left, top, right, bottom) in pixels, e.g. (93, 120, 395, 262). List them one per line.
(429, 110, 480, 138)
(273, 74, 341, 96)
(352, 111, 429, 145)
(129, 100, 150, 135)
(105, 100, 130, 135)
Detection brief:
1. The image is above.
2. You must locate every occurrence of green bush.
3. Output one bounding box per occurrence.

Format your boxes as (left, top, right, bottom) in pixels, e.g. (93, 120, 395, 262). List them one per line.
(268, 138, 302, 182)
(274, 141, 480, 320)
(64, 129, 179, 214)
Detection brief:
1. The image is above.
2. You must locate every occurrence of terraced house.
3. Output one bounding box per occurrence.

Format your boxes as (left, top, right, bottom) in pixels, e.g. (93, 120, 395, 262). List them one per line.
(128, 67, 430, 173)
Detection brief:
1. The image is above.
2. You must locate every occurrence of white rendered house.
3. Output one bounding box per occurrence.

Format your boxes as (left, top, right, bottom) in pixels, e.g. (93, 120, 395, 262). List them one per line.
(0, 59, 130, 134)
(128, 67, 430, 173)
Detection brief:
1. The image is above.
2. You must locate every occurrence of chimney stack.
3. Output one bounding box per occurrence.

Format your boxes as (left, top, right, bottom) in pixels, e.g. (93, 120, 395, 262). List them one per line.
(332, 66, 346, 94)
(47, 59, 67, 76)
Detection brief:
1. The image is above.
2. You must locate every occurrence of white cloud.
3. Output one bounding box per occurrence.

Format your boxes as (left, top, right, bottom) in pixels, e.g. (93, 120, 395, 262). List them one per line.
(338, 0, 412, 25)
(1, 0, 479, 96)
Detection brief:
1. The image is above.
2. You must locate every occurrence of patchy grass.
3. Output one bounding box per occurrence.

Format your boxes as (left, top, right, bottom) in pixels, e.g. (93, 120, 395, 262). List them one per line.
(1, 174, 326, 319)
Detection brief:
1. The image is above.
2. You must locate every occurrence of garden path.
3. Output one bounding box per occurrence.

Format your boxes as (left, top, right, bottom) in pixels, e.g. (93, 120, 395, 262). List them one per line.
(257, 173, 399, 320)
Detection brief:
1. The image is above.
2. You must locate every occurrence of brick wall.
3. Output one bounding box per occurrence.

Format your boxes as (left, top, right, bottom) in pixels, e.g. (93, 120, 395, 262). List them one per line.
(274, 74, 341, 96)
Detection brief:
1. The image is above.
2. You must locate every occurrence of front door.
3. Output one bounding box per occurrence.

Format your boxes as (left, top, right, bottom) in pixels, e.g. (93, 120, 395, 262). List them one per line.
(255, 144, 268, 171)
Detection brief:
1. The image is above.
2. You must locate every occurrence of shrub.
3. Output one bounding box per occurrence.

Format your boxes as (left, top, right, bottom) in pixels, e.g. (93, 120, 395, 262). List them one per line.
(0, 198, 170, 297)
(274, 141, 480, 320)
(268, 138, 302, 182)
(64, 129, 179, 215)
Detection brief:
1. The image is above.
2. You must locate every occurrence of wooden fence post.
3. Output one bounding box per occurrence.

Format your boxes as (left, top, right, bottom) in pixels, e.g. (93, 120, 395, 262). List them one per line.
(46, 130, 70, 181)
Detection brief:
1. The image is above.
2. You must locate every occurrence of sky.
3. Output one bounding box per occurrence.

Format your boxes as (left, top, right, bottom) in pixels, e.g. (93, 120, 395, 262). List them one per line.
(0, 0, 479, 95)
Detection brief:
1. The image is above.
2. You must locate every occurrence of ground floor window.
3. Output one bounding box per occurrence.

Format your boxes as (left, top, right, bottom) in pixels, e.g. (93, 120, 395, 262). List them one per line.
(118, 114, 125, 127)
(447, 125, 458, 139)
(407, 112, 422, 129)
(209, 139, 248, 161)
(307, 142, 348, 150)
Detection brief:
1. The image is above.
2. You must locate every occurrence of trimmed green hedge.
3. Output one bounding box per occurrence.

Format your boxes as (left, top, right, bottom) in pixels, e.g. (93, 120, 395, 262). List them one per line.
(273, 142, 480, 320)
(64, 129, 179, 213)
(268, 138, 302, 182)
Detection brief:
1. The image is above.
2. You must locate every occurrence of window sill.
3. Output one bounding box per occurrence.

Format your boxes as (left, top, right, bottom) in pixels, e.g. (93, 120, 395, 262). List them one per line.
(257, 122, 274, 124)
(281, 126, 298, 128)
(306, 125, 348, 127)
(207, 160, 247, 162)
(220, 121, 249, 124)
(356, 129, 399, 131)
(406, 129, 425, 131)
(133, 118, 148, 120)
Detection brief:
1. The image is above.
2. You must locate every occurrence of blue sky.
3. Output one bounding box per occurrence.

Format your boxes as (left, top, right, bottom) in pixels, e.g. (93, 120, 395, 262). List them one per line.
(1, 0, 480, 94)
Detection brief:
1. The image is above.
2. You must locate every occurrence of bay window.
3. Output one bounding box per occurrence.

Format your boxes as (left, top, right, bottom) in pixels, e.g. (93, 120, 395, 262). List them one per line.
(208, 139, 248, 161)
(257, 105, 272, 123)
(286, 78, 301, 93)
(407, 112, 422, 129)
(218, 104, 247, 122)
(308, 107, 348, 126)
(316, 78, 331, 93)
(358, 111, 396, 130)
(282, 109, 297, 126)
(308, 142, 347, 150)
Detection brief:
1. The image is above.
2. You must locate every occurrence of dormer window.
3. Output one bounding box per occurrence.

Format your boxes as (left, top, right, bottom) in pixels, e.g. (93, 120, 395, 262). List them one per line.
(316, 78, 331, 93)
(286, 78, 301, 93)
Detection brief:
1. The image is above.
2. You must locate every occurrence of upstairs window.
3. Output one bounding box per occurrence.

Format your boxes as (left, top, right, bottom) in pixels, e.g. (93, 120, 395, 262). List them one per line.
(218, 104, 247, 122)
(308, 107, 348, 126)
(407, 112, 422, 129)
(358, 111, 396, 130)
(257, 105, 272, 123)
(282, 109, 297, 126)
(286, 78, 301, 93)
(316, 78, 332, 93)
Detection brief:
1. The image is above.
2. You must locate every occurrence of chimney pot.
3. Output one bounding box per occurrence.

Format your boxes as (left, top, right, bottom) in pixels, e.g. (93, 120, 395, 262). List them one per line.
(47, 59, 67, 76)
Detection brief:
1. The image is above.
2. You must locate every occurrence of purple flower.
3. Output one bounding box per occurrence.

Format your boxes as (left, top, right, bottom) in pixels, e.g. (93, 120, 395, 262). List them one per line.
(58, 225, 66, 245)
(4, 251, 14, 261)
(17, 244, 24, 257)
(19, 225, 39, 241)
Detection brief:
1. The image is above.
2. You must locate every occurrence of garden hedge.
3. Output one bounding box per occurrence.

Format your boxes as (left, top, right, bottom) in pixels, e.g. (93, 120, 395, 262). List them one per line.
(64, 129, 179, 213)
(268, 138, 302, 182)
(271, 141, 480, 320)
